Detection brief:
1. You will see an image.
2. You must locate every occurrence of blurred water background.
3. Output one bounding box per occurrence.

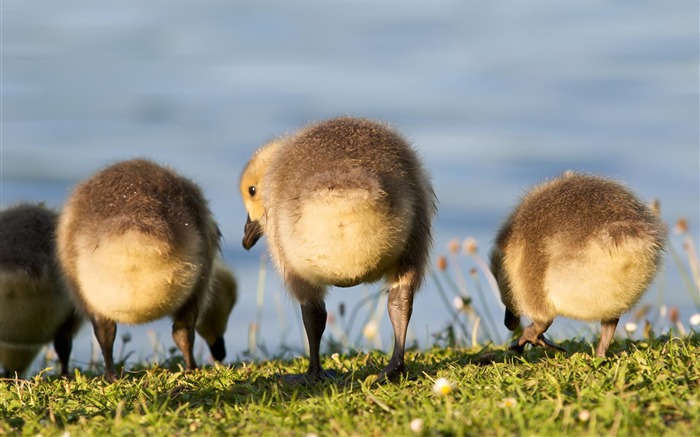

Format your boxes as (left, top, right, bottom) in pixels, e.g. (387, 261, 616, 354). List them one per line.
(2, 1, 698, 375)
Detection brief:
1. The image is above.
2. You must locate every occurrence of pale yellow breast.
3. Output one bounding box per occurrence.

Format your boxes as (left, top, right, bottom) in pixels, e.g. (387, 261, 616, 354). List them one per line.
(74, 230, 203, 324)
(0, 269, 73, 344)
(275, 188, 412, 287)
(544, 233, 660, 321)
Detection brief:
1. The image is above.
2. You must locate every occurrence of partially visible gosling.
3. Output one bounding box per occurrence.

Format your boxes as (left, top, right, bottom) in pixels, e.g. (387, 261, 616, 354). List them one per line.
(196, 255, 238, 362)
(0, 203, 82, 377)
(490, 172, 666, 356)
(240, 117, 436, 383)
(57, 159, 227, 380)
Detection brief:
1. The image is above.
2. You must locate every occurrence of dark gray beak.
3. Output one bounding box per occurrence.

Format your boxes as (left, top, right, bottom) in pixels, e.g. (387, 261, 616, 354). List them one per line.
(242, 215, 263, 250)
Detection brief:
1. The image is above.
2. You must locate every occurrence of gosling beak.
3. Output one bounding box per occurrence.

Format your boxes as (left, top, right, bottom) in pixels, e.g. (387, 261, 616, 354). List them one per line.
(242, 215, 263, 250)
(505, 308, 520, 331)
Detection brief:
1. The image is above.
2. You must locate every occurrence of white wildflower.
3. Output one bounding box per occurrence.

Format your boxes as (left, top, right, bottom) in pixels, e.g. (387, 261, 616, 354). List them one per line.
(689, 313, 700, 327)
(432, 377, 454, 396)
(410, 418, 424, 433)
(498, 397, 517, 408)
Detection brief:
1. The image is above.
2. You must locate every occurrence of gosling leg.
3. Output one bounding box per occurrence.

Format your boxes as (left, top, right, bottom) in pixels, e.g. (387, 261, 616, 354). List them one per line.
(172, 293, 200, 373)
(282, 301, 337, 384)
(91, 314, 118, 381)
(595, 318, 619, 357)
(302, 301, 327, 379)
(377, 281, 415, 382)
(510, 320, 566, 353)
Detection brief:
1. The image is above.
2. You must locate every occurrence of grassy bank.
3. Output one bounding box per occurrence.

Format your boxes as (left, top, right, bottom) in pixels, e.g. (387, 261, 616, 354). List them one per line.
(1, 333, 698, 436)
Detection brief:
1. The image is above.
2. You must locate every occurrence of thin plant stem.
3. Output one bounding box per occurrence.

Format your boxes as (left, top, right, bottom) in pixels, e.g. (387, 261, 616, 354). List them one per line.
(430, 271, 470, 341)
(327, 319, 352, 351)
(253, 254, 267, 358)
(344, 289, 382, 346)
(470, 252, 505, 310)
(247, 322, 256, 358)
(441, 266, 471, 299)
(353, 288, 385, 346)
(471, 270, 501, 343)
(683, 234, 699, 290)
(654, 264, 667, 319)
(449, 253, 469, 295)
(446, 304, 473, 344)
(471, 316, 481, 348)
(89, 333, 100, 371)
(272, 292, 289, 347)
(293, 304, 307, 356)
(668, 242, 700, 309)
(368, 292, 387, 350)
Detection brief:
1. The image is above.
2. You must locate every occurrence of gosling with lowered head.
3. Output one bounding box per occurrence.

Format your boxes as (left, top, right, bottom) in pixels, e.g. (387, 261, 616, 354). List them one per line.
(0, 203, 82, 377)
(57, 159, 236, 380)
(240, 117, 436, 383)
(490, 171, 666, 356)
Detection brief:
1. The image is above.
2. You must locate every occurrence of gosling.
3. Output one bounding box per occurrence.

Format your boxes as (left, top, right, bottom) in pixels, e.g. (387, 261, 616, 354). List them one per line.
(240, 117, 436, 383)
(57, 159, 234, 380)
(0, 203, 82, 377)
(490, 171, 666, 357)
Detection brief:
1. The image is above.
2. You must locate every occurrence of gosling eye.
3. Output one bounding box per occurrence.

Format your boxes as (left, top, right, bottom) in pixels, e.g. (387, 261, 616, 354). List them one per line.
(248, 186, 257, 197)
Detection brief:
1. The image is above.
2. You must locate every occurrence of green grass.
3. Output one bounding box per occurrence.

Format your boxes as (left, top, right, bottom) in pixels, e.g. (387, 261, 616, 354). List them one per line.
(2, 224, 697, 436)
(1, 333, 698, 436)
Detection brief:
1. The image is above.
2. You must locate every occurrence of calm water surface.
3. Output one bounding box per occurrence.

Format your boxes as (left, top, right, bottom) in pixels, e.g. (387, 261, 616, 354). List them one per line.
(1, 2, 698, 374)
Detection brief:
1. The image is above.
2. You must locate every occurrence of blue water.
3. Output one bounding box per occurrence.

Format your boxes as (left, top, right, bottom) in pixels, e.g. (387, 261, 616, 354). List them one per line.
(2, 1, 698, 375)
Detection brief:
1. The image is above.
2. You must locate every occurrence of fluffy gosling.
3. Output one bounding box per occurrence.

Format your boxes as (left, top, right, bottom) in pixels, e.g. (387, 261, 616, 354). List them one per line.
(0, 203, 82, 377)
(490, 171, 666, 356)
(240, 117, 436, 383)
(57, 159, 235, 380)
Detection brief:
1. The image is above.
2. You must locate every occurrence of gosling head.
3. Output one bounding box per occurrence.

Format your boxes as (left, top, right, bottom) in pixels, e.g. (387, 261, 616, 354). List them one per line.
(239, 139, 284, 250)
(196, 259, 238, 362)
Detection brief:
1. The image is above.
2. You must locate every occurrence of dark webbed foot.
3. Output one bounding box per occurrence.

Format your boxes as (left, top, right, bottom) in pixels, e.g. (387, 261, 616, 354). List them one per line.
(509, 321, 567, 353)
(509, 335, 566, 353)
(376, 360, 406, 383)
